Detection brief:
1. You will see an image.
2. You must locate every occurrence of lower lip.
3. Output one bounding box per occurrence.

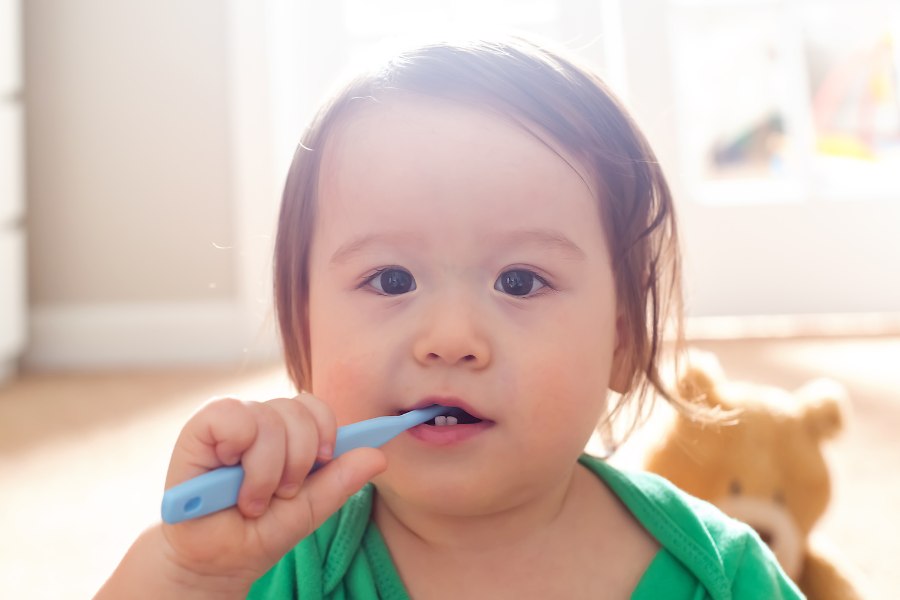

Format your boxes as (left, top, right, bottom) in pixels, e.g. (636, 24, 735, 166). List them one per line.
(406, 421, 493, 445)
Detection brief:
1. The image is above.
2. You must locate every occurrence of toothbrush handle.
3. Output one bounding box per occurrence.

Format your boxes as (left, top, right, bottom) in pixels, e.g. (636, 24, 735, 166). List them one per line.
(162, 463, 330, 525)
(160, 461, 328, 524)
(161, 465, 245, 524)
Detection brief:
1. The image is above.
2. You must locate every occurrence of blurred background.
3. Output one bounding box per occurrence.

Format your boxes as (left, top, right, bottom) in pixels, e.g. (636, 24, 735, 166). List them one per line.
(0, 0, 897, 597)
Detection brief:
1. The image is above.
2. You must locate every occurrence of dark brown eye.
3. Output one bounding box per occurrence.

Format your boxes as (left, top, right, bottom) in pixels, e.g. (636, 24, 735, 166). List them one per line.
(494, 269, 546, 297)
(729, 480, 742, 495)
(367, 268, 416, 295)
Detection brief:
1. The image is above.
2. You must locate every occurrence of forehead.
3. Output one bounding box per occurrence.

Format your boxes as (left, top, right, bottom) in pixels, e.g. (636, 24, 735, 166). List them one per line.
(315, 96, 604, 249)
(322, 95, 593, 187)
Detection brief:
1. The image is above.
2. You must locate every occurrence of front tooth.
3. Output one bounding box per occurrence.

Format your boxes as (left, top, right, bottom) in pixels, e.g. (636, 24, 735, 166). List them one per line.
(435, 415, 447, 426)
(445, 416, 458, 426)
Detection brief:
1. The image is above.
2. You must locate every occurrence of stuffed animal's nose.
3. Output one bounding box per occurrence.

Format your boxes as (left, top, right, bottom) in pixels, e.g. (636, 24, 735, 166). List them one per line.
(754, 526, 774, 547)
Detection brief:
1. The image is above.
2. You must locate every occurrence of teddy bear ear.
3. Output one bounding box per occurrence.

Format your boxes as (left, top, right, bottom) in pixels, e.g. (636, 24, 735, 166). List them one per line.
(677, 349, 725, 406)
(797, 378, 849, 440)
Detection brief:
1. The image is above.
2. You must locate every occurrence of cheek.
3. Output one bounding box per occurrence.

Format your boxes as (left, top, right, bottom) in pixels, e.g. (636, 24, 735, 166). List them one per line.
(514, 308, 616, 429)
(308, 304, 379, 421)
(516, 341, 611, 426)
(311, 355, 378, 422)
(308, 274, 365, 415)
(522, 307, 616, 389)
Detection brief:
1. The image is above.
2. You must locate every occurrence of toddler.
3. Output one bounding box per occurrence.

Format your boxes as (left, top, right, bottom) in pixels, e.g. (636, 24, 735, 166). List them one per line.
(98, 36, 802, 599)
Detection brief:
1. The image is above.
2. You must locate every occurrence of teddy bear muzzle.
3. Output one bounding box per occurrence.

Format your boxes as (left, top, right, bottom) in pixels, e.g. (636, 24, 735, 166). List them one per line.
(716, 495, 804, 580)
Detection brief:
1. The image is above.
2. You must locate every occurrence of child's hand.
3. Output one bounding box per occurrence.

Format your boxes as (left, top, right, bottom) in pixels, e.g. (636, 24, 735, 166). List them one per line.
(159, 394, 387, 591)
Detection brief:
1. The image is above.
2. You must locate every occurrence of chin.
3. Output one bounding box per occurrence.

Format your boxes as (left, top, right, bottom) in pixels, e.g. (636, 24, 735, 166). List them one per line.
(375, 464, 493, 512)
(374, 457, 554, 517)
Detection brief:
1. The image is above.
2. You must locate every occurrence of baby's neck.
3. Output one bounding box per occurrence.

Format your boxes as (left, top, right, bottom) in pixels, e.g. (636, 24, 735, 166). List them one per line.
(371, 461, 656, 599)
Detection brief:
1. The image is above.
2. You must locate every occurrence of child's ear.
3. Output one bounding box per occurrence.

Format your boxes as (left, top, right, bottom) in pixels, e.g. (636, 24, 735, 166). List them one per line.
(609, 313, 634, 394)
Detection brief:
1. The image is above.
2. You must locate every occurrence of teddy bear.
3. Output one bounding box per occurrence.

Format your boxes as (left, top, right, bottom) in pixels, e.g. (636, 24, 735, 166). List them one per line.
(642, 352, 865, 599)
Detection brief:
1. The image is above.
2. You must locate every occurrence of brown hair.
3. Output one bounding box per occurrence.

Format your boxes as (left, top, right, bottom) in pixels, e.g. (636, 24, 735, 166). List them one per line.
(274, 36, 685, 448)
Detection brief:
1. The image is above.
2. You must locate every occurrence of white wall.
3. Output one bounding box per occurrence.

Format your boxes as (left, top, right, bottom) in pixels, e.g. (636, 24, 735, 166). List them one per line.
(0, 0, 26, 381)
(23, 0, 280, 369)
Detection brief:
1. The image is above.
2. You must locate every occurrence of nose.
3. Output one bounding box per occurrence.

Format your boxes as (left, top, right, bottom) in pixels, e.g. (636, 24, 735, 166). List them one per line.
(412, 296, 492, 369)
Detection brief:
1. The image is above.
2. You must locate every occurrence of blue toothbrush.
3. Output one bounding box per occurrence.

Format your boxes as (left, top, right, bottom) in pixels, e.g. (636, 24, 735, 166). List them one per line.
(161, 405, 443, 524)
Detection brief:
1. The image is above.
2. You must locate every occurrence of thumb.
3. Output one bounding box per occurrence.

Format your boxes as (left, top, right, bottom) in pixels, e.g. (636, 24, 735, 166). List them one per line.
(304, 448, 388, 526)
(262, 448, 387, 550)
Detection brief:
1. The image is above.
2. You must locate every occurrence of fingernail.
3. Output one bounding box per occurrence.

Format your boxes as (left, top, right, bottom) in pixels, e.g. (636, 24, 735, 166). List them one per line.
(318, 443, 333, 460)
(279, 483, 300, 498)
(248, 499, 267, 517)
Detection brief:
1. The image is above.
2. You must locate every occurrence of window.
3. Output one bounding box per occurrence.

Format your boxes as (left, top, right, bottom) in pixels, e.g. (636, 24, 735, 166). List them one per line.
(619, 0, 900, 317)
(668, 0, 900, 205)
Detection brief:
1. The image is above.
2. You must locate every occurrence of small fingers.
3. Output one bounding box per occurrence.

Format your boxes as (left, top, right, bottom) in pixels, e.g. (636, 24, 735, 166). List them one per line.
(266, 396, 326, 500)
(167, 398, 258, 488)
(234, 401, 287, 518)
(293, 393, 338, 461)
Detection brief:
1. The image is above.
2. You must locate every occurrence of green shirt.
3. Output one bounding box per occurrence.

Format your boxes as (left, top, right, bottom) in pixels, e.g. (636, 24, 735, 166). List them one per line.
(248, 455, 803, 599)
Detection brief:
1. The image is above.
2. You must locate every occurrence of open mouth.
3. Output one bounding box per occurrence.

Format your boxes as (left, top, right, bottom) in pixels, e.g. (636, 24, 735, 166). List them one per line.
(401, 405, 485, 426)
(425, 406, 483, 426)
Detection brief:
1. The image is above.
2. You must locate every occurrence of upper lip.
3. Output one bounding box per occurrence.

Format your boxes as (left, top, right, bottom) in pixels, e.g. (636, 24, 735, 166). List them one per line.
(401, 396, 491, 421)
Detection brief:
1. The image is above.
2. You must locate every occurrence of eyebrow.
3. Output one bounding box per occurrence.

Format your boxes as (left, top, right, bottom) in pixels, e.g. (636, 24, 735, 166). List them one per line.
(329, 228, 585, 265)
(499, 228, 587, 260)
(329, 232, 427, 265)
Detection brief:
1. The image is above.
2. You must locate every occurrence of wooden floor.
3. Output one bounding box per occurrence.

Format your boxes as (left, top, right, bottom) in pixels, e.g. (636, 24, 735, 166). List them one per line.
(1, 337, 896, 598)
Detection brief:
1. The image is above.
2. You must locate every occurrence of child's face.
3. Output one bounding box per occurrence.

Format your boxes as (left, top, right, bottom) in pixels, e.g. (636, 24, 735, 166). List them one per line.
(307, 97, 625, 513)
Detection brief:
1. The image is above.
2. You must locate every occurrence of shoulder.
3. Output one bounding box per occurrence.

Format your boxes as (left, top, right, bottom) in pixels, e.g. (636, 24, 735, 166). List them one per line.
(579, 455, 804, 600)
